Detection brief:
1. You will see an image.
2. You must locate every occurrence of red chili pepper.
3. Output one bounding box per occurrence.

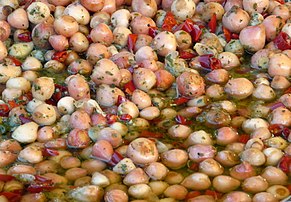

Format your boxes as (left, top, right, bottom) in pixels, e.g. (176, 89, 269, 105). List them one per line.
(17, 31, 32, 42)
(107, 151, 124, 167)
(6, 56, 22, 66)
(238, 134, 250, 144)
(7, 100, 20, 109)
(175, 115, 189, 125)
(231, 33, 239, 39)
(284, 86, 291, 94)
(185, 191, 201, 200)
(7, 95, 29, 109)
(24, 92, 33, 101)
(34, 175, 52, 183)
(55, 84, 68, 92)
(179, 50, 197, 59)
(106, 114, 118, 124)
(86, 35, 93, 43)
(0, 174, 15, 182)
(190, 26, 202, 42)
(27, 183, 54, 193)
(273, 32, 291, 51)
(148, 26, 159, 38)
(0, 104, 9, 117)
(127, 34, 138, 52)
(42, 148, 59, 157)
(173, 97, 190, 105)
(198, 54, 222, 70)
(22, 0, 36, 9)
(119, 114, 132, 122)
(172, 141, 186, 149)
(275, 0, 285, 4)
(117, 95, 127, 106)
(278, 155, 290, 174)
(52, 51, 68, 63)
(0, 191, 22, 202)
(173, 19, 195, 33)
(19, 114, 32, 124)
(268, 124, 290, 140)
(140, 130, 164, 138)
(268, 124, 285, 136)
(208, 14, 217, 33)
(281, 127, 290, 140)
(223, 27, 232, 42)
(162, 12, 177, 32)
(123, 80, 136, 95)
(52, 90, 62, 102)
(287, 184, 291, 193)
(204, 190, 223, 200)
(188, 162, 199, 171)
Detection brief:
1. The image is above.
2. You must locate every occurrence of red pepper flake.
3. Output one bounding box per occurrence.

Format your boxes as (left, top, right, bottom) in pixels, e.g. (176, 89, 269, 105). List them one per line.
(268, 124, 290, 140)
(185, 191, 201, 200)
(26, 175, 54, 193)
(17, 31, 32, 42)
(173, 19, 202, 42)
(123, 80, 136, 95)
(0, 174, 15, 182)
(140, 130, 164, 138)
(52, 51, 68, 63)
(106, 114, 118, 124)
(275, 0, 285, 4)
(162, 12, 177, 32)
(27, 183, 54, 193)
(22, 0, 36, 9)
(7, 100, 20, 109)
(34, 175, 51, 183)
(86, 35, 93, 43)
(0, 104, 9, 117)
(148, 26, 159, 38)
(208, 14, 217, 33)
(24, 92, 33, 101)
(284, 87, 291, 94)
(238, 134, 250, 144)
(205, 190, 223, 200)
(273, 32, 291, 51)
(42, 148, 59, 157)
(107, 151, 124, 167)
(172, 141, 186, 149)
(231, 33, 239, 39)
(269, 124, 285, 136)
(0, 191, 22, 202)
(223, 27, 232, 42)
(175, 115, 191, 125)
(6, 56, 22, 66)
(173, 97, 190, 105)
(188, 162, 199, 171)
(117, 95, 127, 106)
(281, 127, 290, 140)
(179, 50, 197, 59)
(190, 26, 202, 42)
(173, 19, 195, 33)
(278, 155, 290, 174)
(198, 54, 222, 70)
(119, 114, 132, 122)
(127, 34, 138, 52)
(223, 27, 240, 42)
(7, 95, 29, 109)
